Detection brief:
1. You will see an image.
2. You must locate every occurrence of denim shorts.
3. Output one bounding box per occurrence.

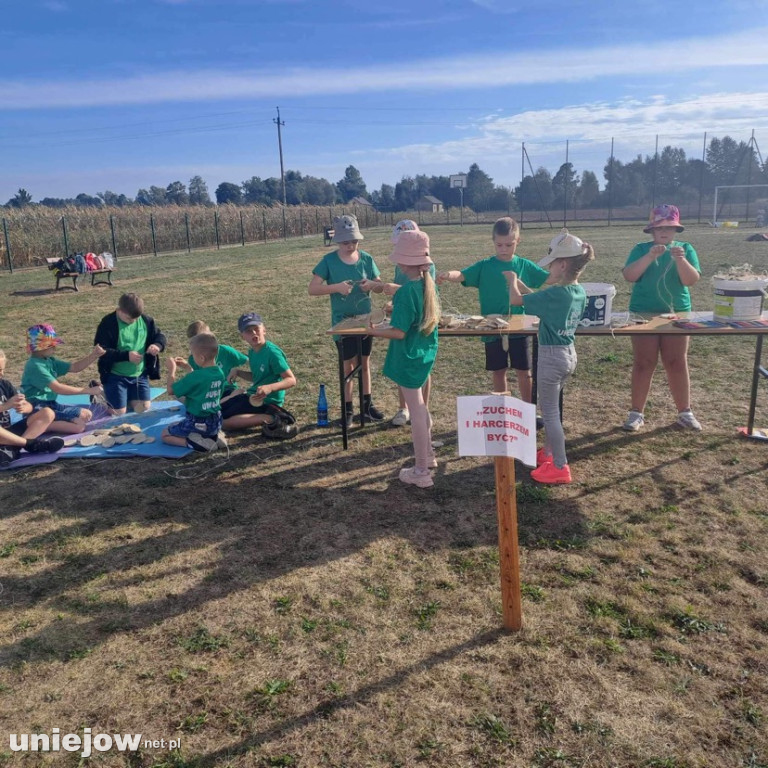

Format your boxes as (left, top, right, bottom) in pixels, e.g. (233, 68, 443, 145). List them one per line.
(167, 411, 222, 439)
(103, 373, 151, 411)
(30, 400, 85, 423)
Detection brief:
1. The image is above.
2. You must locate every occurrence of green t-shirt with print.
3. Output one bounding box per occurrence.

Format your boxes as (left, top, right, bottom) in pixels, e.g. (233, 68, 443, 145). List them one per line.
(382, 278, 438, 390)
(21, 356, 71, 402)
(111, 316, 148, 376)
(247, 341, 290, 406)
(313, 250, 381, 328)
(172, 366, 226, 417)
(188, 343, 248, 380)
(523, 284, 587, 346)
(461, 255, 550, 342)
(624, 241, 700, 314)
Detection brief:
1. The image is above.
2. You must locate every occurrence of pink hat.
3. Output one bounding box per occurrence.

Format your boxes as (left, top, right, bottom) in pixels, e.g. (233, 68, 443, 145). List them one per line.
(389, 230, 433, 266)
(643, 204, 684, 233)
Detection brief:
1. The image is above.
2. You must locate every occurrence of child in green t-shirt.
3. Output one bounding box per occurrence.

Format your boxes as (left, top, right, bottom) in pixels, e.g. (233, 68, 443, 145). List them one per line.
(621, 205, 702, 432)
(21, 324, 105, 434)
(437, 217, 550, 401)
(508, 230, 594, 485)
(163, 332, 227, 452)
(367, 230, 440, 488)
(184, 320, 247, 400)
(309, 214, 386, 428)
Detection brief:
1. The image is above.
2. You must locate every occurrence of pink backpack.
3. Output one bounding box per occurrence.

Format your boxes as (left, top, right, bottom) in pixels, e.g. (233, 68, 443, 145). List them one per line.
(84, 253, 99, 271)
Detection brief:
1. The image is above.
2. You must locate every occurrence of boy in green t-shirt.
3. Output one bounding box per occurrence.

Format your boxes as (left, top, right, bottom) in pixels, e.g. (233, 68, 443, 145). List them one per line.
(222, 313, 297, 438)
(163, 332, 227, 452)
(185, 320, 247, 400)
(21, 324, 105, 434)
(438, 217, 550, 402)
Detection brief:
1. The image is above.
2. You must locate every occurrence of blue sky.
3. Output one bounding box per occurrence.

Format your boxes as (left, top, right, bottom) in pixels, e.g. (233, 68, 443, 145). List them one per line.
(2, 0, 767, 202)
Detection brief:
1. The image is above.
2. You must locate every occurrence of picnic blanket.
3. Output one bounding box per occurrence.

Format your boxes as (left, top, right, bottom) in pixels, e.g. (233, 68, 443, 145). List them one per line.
(1, 389, 193, 470)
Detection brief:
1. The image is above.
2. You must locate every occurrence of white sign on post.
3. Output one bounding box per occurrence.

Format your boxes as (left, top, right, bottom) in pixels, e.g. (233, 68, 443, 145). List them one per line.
(457, 395, 537, 467)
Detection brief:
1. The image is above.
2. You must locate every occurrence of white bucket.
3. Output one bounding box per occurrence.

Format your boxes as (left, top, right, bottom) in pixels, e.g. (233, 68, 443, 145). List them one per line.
(713, 277, 768, 321)
(579, 283, 616, 327)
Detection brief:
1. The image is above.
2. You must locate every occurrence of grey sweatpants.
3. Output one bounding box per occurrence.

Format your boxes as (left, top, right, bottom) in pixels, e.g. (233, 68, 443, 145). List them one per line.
(538, 344, 577, 469)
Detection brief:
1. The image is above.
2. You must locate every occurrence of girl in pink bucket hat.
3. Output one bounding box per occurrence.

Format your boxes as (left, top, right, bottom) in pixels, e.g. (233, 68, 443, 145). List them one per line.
(381, 219, 436, 428)
(622, 204, 702, 432)
(367, 230, 440, 487)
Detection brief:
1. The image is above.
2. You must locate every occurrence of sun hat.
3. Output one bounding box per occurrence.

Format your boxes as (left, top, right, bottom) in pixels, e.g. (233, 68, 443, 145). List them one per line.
(643, 204, 684, 233)
(538, 229, 586, 267)
(237, 312, 264, 333)
(389, 230, 433, 266)
(391, 219, 420, 243)
(27, 324, 63, 353)
(332, 214, 364, 243)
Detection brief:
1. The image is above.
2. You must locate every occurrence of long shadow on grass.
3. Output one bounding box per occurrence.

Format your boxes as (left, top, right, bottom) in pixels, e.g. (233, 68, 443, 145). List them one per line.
(0, 427, 588, 666)
(194, 628, 506, 767)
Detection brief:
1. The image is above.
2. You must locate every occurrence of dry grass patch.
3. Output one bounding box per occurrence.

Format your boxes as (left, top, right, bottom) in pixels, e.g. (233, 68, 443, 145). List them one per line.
(1, 224, 767, 767)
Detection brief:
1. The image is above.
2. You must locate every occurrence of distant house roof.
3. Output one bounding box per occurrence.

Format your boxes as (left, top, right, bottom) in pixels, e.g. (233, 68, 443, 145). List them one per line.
(420, 195, 443, 204)
(349, 196, 373, 206)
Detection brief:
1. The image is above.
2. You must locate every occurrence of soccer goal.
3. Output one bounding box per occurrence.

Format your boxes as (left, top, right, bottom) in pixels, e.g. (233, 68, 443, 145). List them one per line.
(712, 184, 768, 226)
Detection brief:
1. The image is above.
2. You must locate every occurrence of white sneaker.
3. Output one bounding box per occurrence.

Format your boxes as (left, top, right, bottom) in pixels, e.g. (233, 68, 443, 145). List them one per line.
(676, 409, 702, 431)
(399, 467, 434, 488)
(391, 408, 410, 427)
(622, 410, 645, 432)
(215, 431, 228, 450)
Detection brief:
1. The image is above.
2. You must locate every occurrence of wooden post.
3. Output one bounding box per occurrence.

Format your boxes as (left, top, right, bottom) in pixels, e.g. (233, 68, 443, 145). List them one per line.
(494, 456, 522, 631)
(2, 218, 13, 273)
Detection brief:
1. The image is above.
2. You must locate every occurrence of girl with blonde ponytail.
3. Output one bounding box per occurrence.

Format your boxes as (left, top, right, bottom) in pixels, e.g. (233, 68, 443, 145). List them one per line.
(368, 230, 440, 488)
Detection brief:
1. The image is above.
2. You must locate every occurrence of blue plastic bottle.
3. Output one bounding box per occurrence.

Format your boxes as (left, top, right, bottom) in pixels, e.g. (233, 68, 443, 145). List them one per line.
(317, 384, 329, 426)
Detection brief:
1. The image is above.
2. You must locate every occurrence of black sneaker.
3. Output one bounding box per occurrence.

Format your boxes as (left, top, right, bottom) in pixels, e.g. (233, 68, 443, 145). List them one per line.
(364, 402, 385, 422)
(339, 407, 354, 429)
(187, 433, 218, 452)
(26, 436, 65, 454)
(0, 445, 20, 467)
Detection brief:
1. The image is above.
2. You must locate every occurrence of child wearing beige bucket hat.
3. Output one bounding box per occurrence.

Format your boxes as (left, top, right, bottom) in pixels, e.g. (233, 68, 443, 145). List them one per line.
(367, 230, 440, 488)
(508, 229, 594, 484)
(309, 214, 386, 427)
(622, 204, 702, 432)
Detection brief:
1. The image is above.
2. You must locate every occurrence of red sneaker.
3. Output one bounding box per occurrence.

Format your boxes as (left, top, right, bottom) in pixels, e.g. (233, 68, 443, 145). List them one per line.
(530, 461, 572, 484)
(536, 447, 551, 466)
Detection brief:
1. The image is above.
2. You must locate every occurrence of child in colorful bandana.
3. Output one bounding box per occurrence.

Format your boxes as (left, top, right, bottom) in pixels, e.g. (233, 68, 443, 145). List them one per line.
(20, 324, 106, 434)
(622, 204, 702, 432)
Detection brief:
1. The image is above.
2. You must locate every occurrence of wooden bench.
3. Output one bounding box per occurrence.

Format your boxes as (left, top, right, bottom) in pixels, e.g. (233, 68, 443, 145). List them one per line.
(46, 258, 115, 292)
(323, 227, 335, 247)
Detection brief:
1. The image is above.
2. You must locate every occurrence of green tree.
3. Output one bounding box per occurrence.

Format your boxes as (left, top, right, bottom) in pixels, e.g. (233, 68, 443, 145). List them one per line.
(75, 193, 103, 207)
(165, 181, 189, 206)
(215, 182, 243, 205)
(303, 176, 336, 206)
(371, 183, 395, 210)
(242, 176, 269, 205)
(465, 163, 495, 210)
(98, 190, 130, 207)
(336, 165, 367, 203)
(394, 177, 417, 210)
(189, 176, 211, 206)
(575, 170, 600, 208)
(6, 188, 33, 208)
(148, 186, 167, 206)
(551, 162, 579, 211)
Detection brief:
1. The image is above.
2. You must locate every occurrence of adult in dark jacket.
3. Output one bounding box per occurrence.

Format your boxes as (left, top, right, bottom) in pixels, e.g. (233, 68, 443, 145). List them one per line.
(94, 292, 166, 415)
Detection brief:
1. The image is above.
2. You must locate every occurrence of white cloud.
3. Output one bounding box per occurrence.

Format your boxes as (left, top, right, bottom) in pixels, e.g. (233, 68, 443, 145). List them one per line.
(346, 92, 768, 188)
(2, 27, 767, 109)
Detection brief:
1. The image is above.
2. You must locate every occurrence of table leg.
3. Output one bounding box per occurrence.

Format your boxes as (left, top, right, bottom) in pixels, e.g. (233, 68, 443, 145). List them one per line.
(336, 341, 348, 450)
(357, 336, 366, 427)
(745, 334, 767, 440)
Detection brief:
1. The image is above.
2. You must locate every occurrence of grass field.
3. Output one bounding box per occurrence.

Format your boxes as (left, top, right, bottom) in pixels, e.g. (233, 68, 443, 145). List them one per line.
(0, 223, 767, 768)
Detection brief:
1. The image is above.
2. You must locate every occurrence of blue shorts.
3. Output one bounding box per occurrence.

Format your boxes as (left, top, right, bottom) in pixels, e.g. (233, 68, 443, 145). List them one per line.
(103, 373, 151, 411)
(167, 411, 222, 439)
(30, 400, 85, 423)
